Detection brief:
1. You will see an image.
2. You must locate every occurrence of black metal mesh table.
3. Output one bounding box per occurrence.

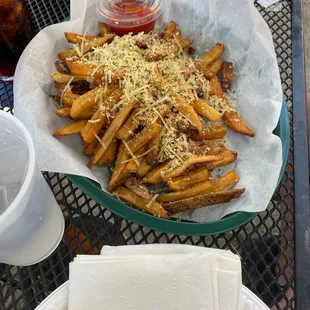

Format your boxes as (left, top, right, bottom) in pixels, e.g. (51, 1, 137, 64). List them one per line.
(0, 0, 309, 309)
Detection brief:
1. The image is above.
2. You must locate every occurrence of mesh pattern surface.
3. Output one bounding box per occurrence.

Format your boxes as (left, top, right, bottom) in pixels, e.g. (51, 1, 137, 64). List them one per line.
(0, 0, 295, 309)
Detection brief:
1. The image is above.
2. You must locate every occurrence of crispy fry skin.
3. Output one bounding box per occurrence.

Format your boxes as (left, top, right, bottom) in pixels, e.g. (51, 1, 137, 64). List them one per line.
(146, 134, 161, 166)
(162, 154, 225, 181)
(70, 84, 118, 119)
(159, 170, 239, 202)
(90, 99, 138, 167)
(124, 146, 148, 174)
(210, 60, 223, 75)
(81, 89, 123, 144)
(190, 125, 227, 141)
(108, 123, 162, 191)
(163, 21, 178, 40)
(51, 72, 78, 84)
(65, 61, 97, 76)
(56, 107, 71, 118)
(114, 186, 170, 219)
(200, 43, 224, 66)
(84, 140, 100, 157)
(58, 49, 76, 60)
(206, 150, 238, 171)
(221, 61, 234, 92)
(62, 92, 80, 107)
(137, 158, 153, 179)
(64, 32, 97, 44)
(98, 139, 119, 166)
(167, 167, 211, 191)
(116, 106, 140, 140)
(142, 160, 172, 185)
(54, 120, 88, 136)
(193, 99, 222, 122)
(98, 22, 113, 36)
(163, 189, 245, 214)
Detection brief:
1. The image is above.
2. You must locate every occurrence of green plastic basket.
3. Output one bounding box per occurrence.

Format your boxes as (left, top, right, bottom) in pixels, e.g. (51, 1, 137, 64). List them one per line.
(67, 99, 289, 236)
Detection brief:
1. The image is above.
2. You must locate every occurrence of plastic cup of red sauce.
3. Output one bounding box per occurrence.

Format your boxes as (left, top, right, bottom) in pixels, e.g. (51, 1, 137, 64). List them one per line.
(97, 0, 163, 36)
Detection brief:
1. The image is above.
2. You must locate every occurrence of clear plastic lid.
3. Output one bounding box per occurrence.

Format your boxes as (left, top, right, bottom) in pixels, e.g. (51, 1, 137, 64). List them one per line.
(97, 0, 163, 33)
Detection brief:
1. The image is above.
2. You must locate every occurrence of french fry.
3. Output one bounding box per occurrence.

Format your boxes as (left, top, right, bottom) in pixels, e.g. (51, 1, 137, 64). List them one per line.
(108, 123, 162, 190)
(51, 72, 78, 84)
(55, 60, 70, 74)
(62, 92, 80, 107)
(145, 134, 161, 166)
(81, 89, 123, 144)
(221, 61, 234, 92)
(174, 94, 202, 133)
(98, 139, 119, 166)
(162, 154, 226, 181)
(136, 158, 153, 179)
(206, 150, 238, 170)
(190, 125, 227, 141)
(158, 170, 239, 202)
(84, 140, 99, 157)
(58, 49, 76, 60)
(163, 188, 245, 214)
(90, 99, 138, 167)
(210, 59, 223, 75)
(54, 82, 66, 92)
(193, 99, 222, 122)
(124, 146, 147, 173)
(116, 106, 140, 140)
(56, 107, 71, 118)
(98, 22, 113, 36)
(70, 84, 118, 119)
(167, 167, 211, 191)
(66, 60, 97, 76)
(54, 120, 88, 136)
(223, 111, 255, 137)
(142, 160, 172, 184)
(64, 32, 97, 44)
(210, 75, 225, 98)
(200, 43, 224, 66)
(163, 21, 178, 40)
(114, 186, 170, 219)
(77, 106, 99, 120)
(123, 177, 152, 200)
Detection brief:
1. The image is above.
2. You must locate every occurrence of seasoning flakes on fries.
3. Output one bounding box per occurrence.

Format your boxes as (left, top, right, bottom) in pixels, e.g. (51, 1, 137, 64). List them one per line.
(51, 20, 254, 219)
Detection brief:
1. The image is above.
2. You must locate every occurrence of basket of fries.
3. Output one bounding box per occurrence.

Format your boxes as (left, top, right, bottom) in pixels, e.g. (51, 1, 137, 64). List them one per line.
(14, 0, 288, 235)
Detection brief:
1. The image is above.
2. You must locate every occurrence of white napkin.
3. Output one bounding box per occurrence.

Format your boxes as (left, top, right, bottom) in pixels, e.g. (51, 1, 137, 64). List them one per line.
(68, 245, 242, 310)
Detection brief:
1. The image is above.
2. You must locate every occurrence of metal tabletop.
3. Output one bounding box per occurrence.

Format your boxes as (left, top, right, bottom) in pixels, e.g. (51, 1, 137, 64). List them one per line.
(0, 0, 309, 309)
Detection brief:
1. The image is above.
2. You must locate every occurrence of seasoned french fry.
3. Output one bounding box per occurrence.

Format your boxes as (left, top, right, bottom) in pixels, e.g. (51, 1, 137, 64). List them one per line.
(54, 120, 88, 136)
(137, 158, 153, 179)
(124, 146, 147, 173)
(142, 160, 172, 184)
(108, 123, 162, 190)
(210, 59, 223, 75)
(200, 43, 224, 66)
(98, 139, 119, 166)
(64, 32, 97, 44)
(193, 99, 222, 122)
(90, 99, 138, 167)
(116, 106, 140, 140)
(51, 72, 77, 84)
(123, 177, 152, 200)
(163, 21, 178, 40)
(221, 61, 234, 92)
(206, 150, 238, 170)
(54, 82, 66, 92)
(81, 89, 123, 144)
(223, 111, 254, 137)
(84, 140, 99, 157)
(145, 134, 161, 166)
(162, 154, 226, 181)
(195, 61, 215, 79)
(70, 84, 118, 119)
(80, 34, 115, 55)
(210, 75, 225, 98)
(174, 94, 202, 133)
(163, 188, 245, 214)
(56, 107, 71, 118)
(62, 92, 80, 107)
(158, 170, 239, 202)
(190, 125, 227, 141)
(98, 22, 112, 36)
(58, 49, 76, 60)
(114, 186, 170, 219)
(167, 167, 211, 191)
(66, 60, 97, 76)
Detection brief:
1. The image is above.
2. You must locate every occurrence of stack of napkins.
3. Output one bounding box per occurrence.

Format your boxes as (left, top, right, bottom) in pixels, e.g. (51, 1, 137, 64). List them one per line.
(68, 245, 242, 310)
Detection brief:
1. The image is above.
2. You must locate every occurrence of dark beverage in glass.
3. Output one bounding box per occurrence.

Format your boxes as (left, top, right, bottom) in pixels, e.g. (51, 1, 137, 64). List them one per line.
(0, 0, 34, 81)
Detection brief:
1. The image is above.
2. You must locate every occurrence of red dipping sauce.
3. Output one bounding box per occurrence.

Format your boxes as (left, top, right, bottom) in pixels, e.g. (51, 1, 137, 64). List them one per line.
(97, 0, 163, 36)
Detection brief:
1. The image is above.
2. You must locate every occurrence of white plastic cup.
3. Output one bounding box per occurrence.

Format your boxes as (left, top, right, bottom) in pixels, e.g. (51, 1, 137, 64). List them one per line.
(0, 111, 64, 266)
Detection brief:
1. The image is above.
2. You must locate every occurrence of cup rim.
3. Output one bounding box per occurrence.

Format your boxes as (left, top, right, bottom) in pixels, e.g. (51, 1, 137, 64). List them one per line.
(0, 111, 36, 222)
